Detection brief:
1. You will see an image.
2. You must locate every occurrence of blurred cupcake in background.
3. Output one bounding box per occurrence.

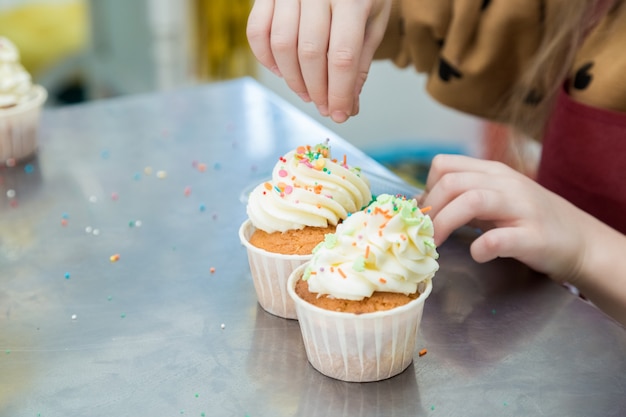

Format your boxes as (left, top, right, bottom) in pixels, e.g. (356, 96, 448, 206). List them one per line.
(0, 36, 47, 165)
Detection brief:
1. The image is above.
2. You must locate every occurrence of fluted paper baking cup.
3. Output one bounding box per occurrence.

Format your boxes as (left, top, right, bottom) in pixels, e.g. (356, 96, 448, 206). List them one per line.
(0, 85, 47, 164)
(288, 263, 432, 382)
(239, 219, 312, 320)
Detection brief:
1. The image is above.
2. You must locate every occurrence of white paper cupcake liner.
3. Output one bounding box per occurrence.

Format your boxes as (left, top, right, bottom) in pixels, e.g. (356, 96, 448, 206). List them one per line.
(239, 219, 312, 320)
(0, 85, 47, 164)
(288, 263, 432, 382)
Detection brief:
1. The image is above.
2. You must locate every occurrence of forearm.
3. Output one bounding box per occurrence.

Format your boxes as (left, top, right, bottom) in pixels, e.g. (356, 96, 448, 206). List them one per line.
(570, 221, 626, 327)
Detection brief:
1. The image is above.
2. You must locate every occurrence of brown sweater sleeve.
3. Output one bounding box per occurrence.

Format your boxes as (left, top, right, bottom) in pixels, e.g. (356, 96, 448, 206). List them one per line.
(375, 0, 546, 120)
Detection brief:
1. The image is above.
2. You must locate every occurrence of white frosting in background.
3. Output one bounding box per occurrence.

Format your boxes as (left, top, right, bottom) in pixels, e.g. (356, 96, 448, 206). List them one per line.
(304, 194, 439, 300)
(0, 37, 34, 108)
(247, 142, 372, 233)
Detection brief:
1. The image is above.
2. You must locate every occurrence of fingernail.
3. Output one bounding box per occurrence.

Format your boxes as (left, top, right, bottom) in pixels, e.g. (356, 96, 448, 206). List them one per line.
(298, 92, 311, 102)
(331, 111, 348, 123)
(270, 66, 282, 77)
(317, 104, 329, 117)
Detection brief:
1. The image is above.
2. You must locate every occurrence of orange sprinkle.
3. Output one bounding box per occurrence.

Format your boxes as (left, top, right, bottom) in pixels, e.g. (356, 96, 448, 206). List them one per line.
(61, 219, 68, 227)
(210, 267, 216, 273)
(110, 254, 120, 263)
(400, 234, 407, 241)
(419, 348, 428, 357)
(379, 277, 387, 284)
(420, 206, 432, 214)
(343, 154, 347, 166)
(330, 266, 335, 272)
(309, 271, 317, 275)
(338, 268, 347, 278)
(378, 230, 383, 237)
(264, 182, 272, 191)
(365, 245, 370, 258)
(316, 204, 322, 209)
(314, 185, 323, 194)
(352, 242, 357, 246)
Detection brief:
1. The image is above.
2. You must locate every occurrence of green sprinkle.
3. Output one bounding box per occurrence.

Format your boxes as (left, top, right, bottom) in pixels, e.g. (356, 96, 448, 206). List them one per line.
(492, 309, 497, 315)
(201, 413, 205, 417)
(128, 220, 135, 227)
(120, 313, 126, 319)
(352, 256, 365, 272)
(431, 405, 435, 411)
(107, 296, 113, 301)
(5, 350, 10, 354)
(195, 393, 199, 398)
(322, 233, 338, 249)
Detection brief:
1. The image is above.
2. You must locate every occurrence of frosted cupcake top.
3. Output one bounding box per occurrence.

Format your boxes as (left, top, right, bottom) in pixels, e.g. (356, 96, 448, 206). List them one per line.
(247, 141, 372, 233)
(0, 37, 34, 108)
(303, 194, 439, 300)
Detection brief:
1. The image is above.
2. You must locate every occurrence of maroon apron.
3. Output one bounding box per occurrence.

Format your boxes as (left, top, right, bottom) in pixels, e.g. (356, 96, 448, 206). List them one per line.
(537, 87, 626, 234)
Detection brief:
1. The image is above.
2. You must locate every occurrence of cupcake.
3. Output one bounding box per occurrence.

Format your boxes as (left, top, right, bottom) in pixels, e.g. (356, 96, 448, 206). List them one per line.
(239, 141, 372, 319)
(287, 194, 439, 381)
(0, 36, 48, 164)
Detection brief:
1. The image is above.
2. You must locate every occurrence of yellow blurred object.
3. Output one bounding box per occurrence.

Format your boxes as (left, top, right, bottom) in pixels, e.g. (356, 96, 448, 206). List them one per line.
(0, 0, 88, 77)
(193, 0, 256, 81)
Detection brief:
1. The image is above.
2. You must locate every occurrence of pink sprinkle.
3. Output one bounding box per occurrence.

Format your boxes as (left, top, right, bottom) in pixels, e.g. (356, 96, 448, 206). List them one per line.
(184, 186, 192, 197)
(278, 169, 288, 177)
(284, 185, 293, 194)
(111, 192, 119, 201)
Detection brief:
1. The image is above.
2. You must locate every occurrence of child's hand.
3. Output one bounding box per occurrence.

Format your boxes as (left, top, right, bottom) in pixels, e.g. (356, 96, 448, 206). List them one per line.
(420, 154, 599, 283)
(247, 0, 392, 123)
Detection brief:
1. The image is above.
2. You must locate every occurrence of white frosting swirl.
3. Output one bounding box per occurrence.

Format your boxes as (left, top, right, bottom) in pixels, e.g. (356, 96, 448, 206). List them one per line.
(247, 142, 372, 233)
(0, 37, 34, 108)
(304, 194, 439, 300)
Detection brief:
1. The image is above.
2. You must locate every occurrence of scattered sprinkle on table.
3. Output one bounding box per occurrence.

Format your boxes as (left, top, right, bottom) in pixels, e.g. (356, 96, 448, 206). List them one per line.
(419, 348, 428, 357)
(64, 272, 70, 280)
(24, 163, 34, 173)
(210, 267, 216, 274)
(184, 186, 192, 196)
(156, 170, 167, 179)
(220, 323, 225, 330)
(89, 195, 97, 203)
(199, 203, 206, 212)
(6, 189, 15, 198)
(144, 166, 153, 175)
(120, 313, 126, 319)
(111, 192, 119, 201)
(110, 254, 120, 262)
(71, 314, 77, 320)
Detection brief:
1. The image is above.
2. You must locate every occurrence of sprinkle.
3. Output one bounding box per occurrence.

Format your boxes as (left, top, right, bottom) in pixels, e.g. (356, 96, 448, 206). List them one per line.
(365, 245, 370, 259)
(120, 313, 126, 319)
(199, 203, 206, 212)
(197, 163, 207, 172)
(92, 229, 100, 236)
(156, 170, 167, 179)
(85, 226, 93, 233)
(278, 169, 288, 177)
(64, 272, 70, 279)
(220, 323, 225, 329)
(420, 206, 432, 214)
(379, 277, 387, 284)
(128, 220, 135, 228)
(337, 268, 347, 279)
(264, 182, 272, 191)
(5, 158, 16, 167)
(71, 314, 77, 320)
(133, 172, 142, 181)
(62, 213, 69, 219)
(6, 189, 15, 198)
(61, 219, 68, 227)
(210, 267, 216, 273)
(184, 186, 192, 196)
(110, 254, 120, 262)
(111, 192, 119, 201)
(24, 164, 34, 173)
(135, 220, 142, 227)
(214, 163, 221, 170)
(419, 348, 428, 357)
(89, 195, 97, 203)
(144, 166, 153, 175)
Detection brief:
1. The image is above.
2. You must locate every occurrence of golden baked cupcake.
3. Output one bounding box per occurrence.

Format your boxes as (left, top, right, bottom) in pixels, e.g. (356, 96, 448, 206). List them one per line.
(0, 37, 47, 164)
(239, 141, 372, 319)
(287, 193, 439, 381)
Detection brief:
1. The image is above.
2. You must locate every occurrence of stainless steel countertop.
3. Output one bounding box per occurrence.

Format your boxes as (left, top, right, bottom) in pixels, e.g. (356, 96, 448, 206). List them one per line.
(1, 78, 624, 417)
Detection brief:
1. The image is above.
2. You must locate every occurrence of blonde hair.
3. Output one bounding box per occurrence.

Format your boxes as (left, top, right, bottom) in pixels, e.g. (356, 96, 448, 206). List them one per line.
(498, 0, 598, 173)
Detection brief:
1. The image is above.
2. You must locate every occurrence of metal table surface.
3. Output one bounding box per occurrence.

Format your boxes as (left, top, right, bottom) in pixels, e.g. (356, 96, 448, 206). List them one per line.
(1, 77, 624, 417)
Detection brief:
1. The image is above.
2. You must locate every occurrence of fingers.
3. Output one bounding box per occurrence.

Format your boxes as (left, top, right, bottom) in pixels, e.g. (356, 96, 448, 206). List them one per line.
(299, 1, 331, 116)
(247, 0, 280, 75)
(430, 187, 518, 246)
(470, 227, 537, 264)
(271, 0, 309, 100)
(326, 1, 369, 122)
